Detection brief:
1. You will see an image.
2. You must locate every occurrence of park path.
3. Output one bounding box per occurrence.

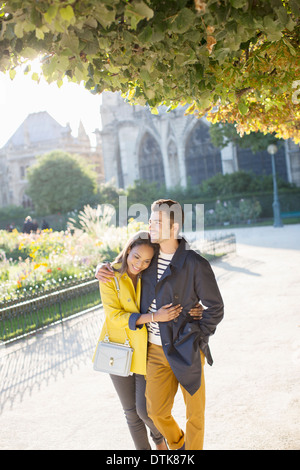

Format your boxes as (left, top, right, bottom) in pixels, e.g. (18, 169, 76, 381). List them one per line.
(0, 224, 299, 450)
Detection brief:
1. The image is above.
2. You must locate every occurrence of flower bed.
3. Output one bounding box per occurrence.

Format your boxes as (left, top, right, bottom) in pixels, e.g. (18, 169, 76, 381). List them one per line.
(0, 206, 147, 305)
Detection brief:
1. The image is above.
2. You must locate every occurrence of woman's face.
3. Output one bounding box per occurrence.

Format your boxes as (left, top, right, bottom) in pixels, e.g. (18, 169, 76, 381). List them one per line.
(127, 244, 154, 276)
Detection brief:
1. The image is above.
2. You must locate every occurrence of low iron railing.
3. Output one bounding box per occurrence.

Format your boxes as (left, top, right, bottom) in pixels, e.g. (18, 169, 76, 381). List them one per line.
(0, 278, 100, 343)
(199, 233, 236, 258)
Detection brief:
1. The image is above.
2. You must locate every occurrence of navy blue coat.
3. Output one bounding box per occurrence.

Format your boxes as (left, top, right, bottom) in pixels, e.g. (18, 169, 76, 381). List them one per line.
(135, 237, 224, 396)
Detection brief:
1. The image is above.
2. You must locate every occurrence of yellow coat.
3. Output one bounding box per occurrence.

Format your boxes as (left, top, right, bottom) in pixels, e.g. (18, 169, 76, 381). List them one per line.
(93, 267, 148, 375)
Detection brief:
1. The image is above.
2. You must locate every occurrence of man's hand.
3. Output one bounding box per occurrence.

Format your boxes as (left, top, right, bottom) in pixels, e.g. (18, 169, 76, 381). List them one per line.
(95, 262, 115, 282)
(188, 303, 204, 319)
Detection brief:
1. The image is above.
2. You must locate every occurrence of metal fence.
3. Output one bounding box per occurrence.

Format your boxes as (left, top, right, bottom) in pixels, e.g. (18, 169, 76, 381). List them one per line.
(200, 233, 236, 258)
(188, 233, 236, 260)
(0, 279, 100, 343)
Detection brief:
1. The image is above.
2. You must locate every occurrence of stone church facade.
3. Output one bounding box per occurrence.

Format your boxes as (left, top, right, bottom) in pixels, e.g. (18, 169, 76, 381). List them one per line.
(100, 91, 300, 190)
(0, 111, 104, 207)
(1, 93, 300, 211)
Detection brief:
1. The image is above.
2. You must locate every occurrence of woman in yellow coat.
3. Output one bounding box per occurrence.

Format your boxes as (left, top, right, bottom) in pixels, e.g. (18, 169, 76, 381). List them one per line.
(95, 231, 182, 450)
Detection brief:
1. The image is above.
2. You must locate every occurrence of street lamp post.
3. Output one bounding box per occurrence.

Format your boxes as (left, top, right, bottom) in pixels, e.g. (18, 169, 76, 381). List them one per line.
(267, 144, 283, 228)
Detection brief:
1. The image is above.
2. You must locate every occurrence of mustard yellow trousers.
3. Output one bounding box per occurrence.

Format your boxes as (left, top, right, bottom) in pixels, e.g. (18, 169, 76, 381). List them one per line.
(145, 343, 206, 450)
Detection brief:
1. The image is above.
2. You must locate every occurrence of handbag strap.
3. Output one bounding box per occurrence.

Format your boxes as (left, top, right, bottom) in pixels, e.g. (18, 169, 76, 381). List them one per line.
(103, 275, 131, 347)
(114, 275, 120, 296)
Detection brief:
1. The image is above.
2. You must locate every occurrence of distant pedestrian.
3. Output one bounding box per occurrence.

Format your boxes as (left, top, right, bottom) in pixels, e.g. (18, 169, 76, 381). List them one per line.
(32, 219, 39, 232)
(6, 223, 14, 232)
(23, 216, 34, 234)
(41, 219, 49, 230)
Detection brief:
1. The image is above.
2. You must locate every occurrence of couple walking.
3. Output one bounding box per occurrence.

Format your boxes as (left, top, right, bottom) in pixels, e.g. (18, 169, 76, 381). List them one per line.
(94, 199, 224, 450)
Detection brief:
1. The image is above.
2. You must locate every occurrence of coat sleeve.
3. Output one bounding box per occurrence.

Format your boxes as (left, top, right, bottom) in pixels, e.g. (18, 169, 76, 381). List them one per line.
(99, 280, 132, 330)
(193, 256, 224, 339)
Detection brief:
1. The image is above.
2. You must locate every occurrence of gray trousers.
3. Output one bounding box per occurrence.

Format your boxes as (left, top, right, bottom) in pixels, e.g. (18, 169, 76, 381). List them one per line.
(110, 373, 164, 450)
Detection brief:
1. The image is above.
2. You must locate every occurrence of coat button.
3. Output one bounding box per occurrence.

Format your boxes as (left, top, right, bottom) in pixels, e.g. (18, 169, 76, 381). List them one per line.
(173, 318, 178, 323)
(127, 298, 131, 302)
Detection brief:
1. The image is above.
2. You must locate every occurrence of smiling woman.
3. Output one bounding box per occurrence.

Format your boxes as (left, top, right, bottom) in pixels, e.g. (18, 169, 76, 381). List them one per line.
(0, 60, 102, 148)
(127, 244, 154, 280)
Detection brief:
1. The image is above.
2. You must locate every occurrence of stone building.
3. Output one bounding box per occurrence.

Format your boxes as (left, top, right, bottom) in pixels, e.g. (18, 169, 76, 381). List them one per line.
(0, 111, 104, 207)
(100, 91, 300, 189)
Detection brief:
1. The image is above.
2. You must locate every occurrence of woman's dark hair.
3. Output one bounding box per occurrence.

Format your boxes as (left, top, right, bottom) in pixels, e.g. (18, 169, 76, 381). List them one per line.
(112, 230, 158, 275)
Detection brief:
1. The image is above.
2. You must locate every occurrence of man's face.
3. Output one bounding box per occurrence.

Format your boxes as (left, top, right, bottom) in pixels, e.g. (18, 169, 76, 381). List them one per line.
(149, 211, 173, 243)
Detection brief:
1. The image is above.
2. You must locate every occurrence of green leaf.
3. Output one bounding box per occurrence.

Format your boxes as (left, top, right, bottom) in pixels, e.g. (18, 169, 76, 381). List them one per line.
(44, 5, 58, 24)
(35, 28, 44, 40)
(31, 72, 39, 81)
(174, 8, 195, 33)
(145, 88, 155, 99)
(14, 22, 24, 38)
(23, 20, 36, 33)
(289, 0, 300, 16)
(129, 1, 154, 20)
(230, 0, 248, 8)
(125, 1, 154, 30)
(140, 67, 151, 82)
(56, 56, 70, 72)
(61, 32, 80, 54)
(42, 57, 57, 78)
(238, 101, 249, 115)
(138, 24, 152, 43)
(9, 69, 16, 80)
(95, 6, 116, 29)
(59, 6, 74, 23)
(263, 16, 283, 42)
(283, 38, 296, 56)
(22, 47, 38, 60)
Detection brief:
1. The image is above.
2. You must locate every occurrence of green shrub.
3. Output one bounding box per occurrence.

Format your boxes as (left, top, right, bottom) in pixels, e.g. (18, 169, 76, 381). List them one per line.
(205, 198, 262, 226)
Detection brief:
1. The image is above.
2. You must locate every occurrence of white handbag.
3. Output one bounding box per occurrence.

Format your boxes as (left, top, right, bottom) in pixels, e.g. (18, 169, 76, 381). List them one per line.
(93, 276, 133, 376)
(93, 335, 133, 376)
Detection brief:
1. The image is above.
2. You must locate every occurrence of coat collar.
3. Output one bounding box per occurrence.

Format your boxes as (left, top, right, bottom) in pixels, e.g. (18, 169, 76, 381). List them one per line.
(169, 236, 191, 270)
(147, 236, 190, 275)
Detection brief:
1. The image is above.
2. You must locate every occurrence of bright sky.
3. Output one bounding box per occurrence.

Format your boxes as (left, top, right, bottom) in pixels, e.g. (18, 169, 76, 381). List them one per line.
(0, 60, 103, 148)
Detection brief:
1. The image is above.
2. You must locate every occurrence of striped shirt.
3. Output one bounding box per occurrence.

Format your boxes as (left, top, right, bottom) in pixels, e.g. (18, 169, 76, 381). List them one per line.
(147, 251, 174, 345)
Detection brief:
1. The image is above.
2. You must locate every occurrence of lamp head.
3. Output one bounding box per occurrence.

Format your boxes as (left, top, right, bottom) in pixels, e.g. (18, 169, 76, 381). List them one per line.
(267, 144, 278, 155)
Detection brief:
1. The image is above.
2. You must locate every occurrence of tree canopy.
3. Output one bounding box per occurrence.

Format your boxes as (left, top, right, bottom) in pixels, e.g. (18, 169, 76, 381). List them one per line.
(209, 122, 281, 153)
(1, 1, 300, 142)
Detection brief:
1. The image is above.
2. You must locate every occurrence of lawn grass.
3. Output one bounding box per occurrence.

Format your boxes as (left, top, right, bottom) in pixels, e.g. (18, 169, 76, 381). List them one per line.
(0, 286, 101, 342)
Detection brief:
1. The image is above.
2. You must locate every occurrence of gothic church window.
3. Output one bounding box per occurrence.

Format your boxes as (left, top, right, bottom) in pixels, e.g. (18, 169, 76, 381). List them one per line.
(185, 122, 222, 184)
(237, 146, 288, 181)
(22, 193, 33, 209)
(139, 132, 165, 185)
(167, 140, 180, 186)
